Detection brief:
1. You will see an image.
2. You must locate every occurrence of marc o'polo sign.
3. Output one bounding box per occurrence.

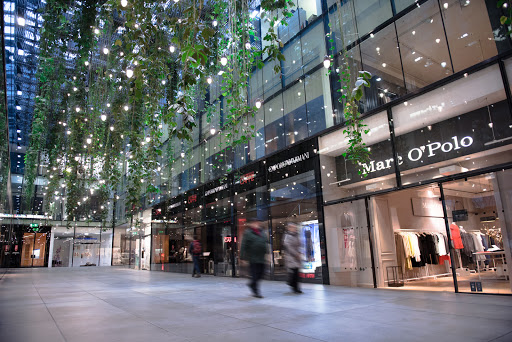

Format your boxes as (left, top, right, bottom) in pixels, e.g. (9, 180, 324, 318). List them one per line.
(359, 135, 473, 176)
(335, 101, 512, 185)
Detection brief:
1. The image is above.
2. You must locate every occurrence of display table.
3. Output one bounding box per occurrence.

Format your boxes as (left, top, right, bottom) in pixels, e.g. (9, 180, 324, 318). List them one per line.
(472, 251, 508, 280)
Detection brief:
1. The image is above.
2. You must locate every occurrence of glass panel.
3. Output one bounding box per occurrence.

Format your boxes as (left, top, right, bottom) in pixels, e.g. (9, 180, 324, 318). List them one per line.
(392, 65, 512, 185)
(372, 185, 454, 291)
(360, 23, 406, 111)
(269, 170, 323, 283)
(283, 82, 307, 145)
(20, 232, 34, 267)
(305, 69, 330, 133)
(395, 0, 417, 13)
(396, 0, 453, 92)
(318, 111, 396, 202)
(263, 59, 281, 98)
(301, 20, 326, 74)
(100, 228, 113, 266)
(328, 0, 358, 51)
(113, 226, 130, 266)
(283, 36, 303, 86)
(297, 0, 322, 27)
(51, 226, 74, 267)
(442, 0, 507, 72)
(445, 172, 512, 294)
(354, 0, 393, 37)
(333, 46, 363, 119)
(214, 224, 234, 276)
(324, 199, 374, 287)
(73, 228, 101, 267)
(264, 94, 285, 155)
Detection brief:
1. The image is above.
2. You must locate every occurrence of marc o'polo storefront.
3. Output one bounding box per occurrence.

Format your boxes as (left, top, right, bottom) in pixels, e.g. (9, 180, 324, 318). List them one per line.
(150, 139, 328, 284)
(319, 63, 512, 294)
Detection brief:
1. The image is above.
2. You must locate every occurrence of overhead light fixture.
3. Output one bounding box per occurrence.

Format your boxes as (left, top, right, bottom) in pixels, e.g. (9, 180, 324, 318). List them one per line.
(323, 56, 331, 69)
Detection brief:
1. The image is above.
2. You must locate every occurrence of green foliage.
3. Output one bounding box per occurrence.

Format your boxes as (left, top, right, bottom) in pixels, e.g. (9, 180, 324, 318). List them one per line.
(25, 0, 292, 223)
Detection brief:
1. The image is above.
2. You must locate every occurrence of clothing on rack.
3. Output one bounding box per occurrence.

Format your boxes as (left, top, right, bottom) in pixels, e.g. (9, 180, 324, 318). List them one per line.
(395, 232, 449, 271)
(450, 223, 464, 249)
(460, 229, 487, 265)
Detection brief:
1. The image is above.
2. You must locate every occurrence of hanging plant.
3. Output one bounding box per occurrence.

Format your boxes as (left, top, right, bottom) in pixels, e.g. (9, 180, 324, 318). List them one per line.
(328, 0, 372, 173)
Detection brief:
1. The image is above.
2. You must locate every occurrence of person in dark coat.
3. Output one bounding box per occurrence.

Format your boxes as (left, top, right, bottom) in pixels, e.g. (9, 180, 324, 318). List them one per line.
(284, 222, 303, 293)
(240, 220, 268, 298)
(189, 236, 202, 278)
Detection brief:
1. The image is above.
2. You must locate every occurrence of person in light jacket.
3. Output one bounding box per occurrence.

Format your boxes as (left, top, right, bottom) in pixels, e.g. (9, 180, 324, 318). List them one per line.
(283, 222, 303, 293)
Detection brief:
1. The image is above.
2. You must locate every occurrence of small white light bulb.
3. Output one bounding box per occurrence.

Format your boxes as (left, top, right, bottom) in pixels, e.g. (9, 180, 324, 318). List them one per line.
(100, 114, 107, 121)
(126, 69, 133, 78)
(121, 0, 128, 7)
(255, 100, 262, 109)
(220, 56, 228, 66)
(169, 45, 175, 53)
(207, 76, 213, 84)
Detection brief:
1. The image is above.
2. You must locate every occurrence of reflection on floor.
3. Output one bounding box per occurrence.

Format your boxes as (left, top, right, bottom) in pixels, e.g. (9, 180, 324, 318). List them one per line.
(387, 272, 511, 294)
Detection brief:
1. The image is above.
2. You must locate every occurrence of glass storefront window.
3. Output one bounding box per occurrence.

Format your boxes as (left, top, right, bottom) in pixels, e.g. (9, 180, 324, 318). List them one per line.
(360, 23, 406, 111)
(282, 36, 303, 86)
(324, 199, 374, 287)
(354, 0, 393, 37)
(392, 64, 512, 186)
(445, 172, 512, 294)
(319, 111, 396, 202)
(396, 0, 453, 92)
(73, 227, 101, 267)
(394, 0, 417, 13)
(50, 226, 74, 267)
(442, 0, 508, 72)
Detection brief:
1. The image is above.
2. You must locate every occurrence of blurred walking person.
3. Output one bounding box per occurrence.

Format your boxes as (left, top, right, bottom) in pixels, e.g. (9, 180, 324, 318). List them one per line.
(189, 236, 202, 278)
(284, 222, 303, 294)
(241, 219, 268, 298)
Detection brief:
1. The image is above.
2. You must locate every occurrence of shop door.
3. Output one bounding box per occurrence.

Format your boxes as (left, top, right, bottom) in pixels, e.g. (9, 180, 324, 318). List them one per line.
(324, 199, 375, 287)
(20, 233, 48, 267)
(441, 172, 512, 294)
(214, 223, 235, 277)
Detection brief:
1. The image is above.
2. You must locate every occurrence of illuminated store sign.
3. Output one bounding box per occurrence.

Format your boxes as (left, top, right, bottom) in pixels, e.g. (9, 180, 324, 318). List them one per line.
(268, 152, 310, 173)
(188, 194, 197, 204)
(360, 135, 473, 176)
(335, 102, 512, 184)
(205, 183, 228, 196)
(168, 202, 180, 210)
(240, 171, 256, 184)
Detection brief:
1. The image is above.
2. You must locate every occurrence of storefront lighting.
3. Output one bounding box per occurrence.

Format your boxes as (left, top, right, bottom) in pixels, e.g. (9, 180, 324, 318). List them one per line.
(323, 56, 331, 69)
(126, 69, 133, 78)
(220, 56, 228, 66)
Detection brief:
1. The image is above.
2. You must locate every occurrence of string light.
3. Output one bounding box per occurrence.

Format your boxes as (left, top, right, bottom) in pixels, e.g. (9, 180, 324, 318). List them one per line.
(110, 126, 114, 131)
(220, 56, 228, 66)
(124, 105, 129, 111)
(103, 47, 109, 54)
(101, 114, 107, 121)
(169, 45, 175, 53)
(121, 0, 128, 7)
(323, 56, 331, 69)
(126, 69, 133, 78)
(255, 99, 262, 109)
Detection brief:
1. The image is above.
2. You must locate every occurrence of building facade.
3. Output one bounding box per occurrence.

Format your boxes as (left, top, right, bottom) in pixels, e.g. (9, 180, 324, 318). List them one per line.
(112, 0, 512, 295)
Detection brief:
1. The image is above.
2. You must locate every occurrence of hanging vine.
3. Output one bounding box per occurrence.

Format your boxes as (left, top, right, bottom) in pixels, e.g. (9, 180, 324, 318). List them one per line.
(25, 0, 295, 223)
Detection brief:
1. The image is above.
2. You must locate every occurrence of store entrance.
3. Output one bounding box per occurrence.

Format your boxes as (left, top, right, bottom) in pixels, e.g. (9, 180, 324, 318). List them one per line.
(21, 232, 49, 267)
(371, 185, 454, 291)
(443, 172, 512, 294)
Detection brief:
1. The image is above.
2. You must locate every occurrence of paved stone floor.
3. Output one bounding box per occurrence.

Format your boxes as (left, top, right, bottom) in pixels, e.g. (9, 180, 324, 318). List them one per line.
(1, 267, 512, 342)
